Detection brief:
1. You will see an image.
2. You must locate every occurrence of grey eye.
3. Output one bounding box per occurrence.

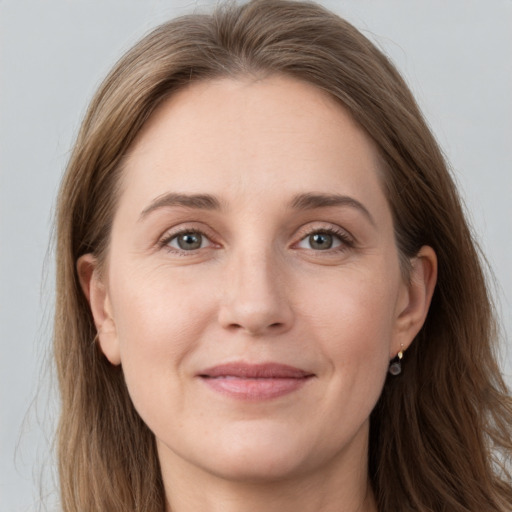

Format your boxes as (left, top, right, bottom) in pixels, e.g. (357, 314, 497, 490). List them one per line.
(170, 232, 205, 250)
(297, 231, 343, 251)
(308, 233, 333, 250)
(309, 233, 333, 251)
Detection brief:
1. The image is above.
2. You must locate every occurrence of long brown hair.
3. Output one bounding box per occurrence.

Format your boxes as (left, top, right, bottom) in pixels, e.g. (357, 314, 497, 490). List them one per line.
(54, 1, 512, 510)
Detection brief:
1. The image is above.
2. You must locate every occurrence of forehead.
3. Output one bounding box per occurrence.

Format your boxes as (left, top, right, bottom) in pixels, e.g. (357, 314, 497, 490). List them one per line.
(120, 75, 386, 214)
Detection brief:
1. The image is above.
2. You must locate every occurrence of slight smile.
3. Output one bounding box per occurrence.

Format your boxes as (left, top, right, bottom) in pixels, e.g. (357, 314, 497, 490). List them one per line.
(198, 362, 316, 400)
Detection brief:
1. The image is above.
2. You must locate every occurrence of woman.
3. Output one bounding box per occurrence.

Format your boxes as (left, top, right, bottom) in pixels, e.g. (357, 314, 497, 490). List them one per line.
(54, 0, 512, 510)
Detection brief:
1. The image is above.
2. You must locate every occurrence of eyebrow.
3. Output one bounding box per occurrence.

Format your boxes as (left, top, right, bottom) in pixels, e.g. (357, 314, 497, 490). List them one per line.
(139, 193, 221, 221)
(138, 191, 375, 226)
(289, 193, 375, 226)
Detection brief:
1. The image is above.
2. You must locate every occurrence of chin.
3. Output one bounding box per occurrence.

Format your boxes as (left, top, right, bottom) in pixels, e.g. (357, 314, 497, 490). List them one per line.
(192, 421, 334, 483)
(203, 449, 311, 484)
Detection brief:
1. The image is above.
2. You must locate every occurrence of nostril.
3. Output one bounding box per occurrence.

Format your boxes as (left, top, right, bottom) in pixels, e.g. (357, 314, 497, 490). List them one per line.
(227, 321, 284, 334)
(218, 299, 293, 335)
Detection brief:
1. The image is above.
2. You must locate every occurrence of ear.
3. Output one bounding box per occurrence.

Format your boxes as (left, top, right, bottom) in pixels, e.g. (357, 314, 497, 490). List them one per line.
(392, 245, 437, 356)
(77, 254, 121, 365)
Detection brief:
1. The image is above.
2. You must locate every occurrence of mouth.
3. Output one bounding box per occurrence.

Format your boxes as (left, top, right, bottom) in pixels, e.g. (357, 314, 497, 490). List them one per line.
(198, 362, 315, 400)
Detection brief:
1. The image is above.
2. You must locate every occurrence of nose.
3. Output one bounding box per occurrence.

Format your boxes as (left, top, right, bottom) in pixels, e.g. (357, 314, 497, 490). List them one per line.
(217, 250, 294, 336)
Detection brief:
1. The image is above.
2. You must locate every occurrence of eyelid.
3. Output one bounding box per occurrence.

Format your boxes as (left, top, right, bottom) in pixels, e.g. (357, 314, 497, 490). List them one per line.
(167, 230, 212, 251)
(154, 221, 355, 255)
(292, 223, 355, 250)
(157, 223, 220, 253)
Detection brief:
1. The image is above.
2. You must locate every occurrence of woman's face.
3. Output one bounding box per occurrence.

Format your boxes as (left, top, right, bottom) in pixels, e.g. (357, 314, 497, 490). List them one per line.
(83, 76, 433, 485)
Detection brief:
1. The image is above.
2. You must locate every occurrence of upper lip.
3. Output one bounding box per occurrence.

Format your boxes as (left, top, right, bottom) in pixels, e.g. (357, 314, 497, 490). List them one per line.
(198, 362, 314, 379)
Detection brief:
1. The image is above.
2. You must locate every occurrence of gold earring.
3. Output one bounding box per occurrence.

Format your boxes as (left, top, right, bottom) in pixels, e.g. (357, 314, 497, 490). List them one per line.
(388, 345, 404, 376)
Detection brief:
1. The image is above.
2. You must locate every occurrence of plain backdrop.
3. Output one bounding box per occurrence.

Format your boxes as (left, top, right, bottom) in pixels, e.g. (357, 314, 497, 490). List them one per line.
(1, 1, 511, 510)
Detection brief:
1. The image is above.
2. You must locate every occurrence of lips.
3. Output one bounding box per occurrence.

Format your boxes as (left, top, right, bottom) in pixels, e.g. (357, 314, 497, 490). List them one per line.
(198, 362, 315, 400)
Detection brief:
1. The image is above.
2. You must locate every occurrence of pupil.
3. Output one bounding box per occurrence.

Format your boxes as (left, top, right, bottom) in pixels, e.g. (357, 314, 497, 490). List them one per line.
(310, 233, 332, 250)
(178, 233, 202, 250)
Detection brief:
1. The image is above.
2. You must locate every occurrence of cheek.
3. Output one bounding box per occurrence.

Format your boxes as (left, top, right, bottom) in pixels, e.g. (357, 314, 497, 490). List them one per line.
(302, 267, 399, 389)
(112, 260, 216, 340)
(108, 265, 217, 411)
(306, 267, 398, 342)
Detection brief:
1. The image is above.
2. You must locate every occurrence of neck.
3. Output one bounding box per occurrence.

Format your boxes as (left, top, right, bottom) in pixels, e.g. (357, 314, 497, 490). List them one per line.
(165, 477, 376, 512)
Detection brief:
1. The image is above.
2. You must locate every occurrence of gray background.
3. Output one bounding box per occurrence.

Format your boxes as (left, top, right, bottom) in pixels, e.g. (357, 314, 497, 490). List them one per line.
(1, 1, 511, 510)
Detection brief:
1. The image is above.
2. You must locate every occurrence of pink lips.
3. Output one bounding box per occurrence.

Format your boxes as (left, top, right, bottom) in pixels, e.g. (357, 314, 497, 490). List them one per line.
(198, 362, 314, 400)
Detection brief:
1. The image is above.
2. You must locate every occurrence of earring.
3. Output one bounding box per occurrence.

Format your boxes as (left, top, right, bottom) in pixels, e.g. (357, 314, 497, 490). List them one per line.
(388, 345, 404, 376)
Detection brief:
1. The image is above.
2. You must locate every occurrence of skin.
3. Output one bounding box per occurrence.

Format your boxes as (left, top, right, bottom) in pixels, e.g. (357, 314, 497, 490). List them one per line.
(79, 76, 437, 512)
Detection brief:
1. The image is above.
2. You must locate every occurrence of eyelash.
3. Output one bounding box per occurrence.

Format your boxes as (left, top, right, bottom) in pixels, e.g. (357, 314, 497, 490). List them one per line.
(158, 228, 214, 254)
(157, 225, 354, 255)
(294, 226, 354, 252)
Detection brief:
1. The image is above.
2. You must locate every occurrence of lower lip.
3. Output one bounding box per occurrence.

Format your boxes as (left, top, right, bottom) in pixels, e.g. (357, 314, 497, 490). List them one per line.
(200, 376, 312, 400)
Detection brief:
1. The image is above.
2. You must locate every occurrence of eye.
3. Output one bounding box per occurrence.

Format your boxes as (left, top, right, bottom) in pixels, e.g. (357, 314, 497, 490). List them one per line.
(166, 231, 211, 251)
(296, 229, 346, 251)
